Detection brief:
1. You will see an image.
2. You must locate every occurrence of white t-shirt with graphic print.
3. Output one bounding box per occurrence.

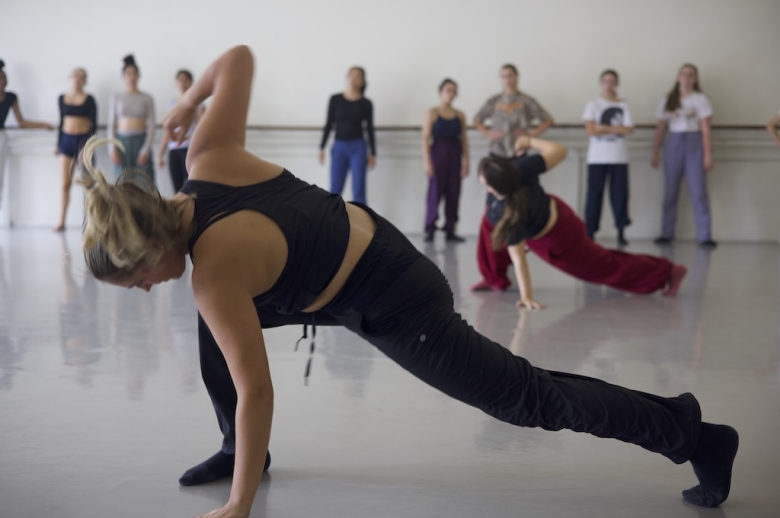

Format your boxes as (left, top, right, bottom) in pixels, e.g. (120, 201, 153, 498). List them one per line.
(655, 92, 712, 133)
(582, 97, 634, 164)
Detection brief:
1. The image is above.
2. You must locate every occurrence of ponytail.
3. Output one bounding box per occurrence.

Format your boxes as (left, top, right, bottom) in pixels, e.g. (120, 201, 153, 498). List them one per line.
(78, 136, 187, 281)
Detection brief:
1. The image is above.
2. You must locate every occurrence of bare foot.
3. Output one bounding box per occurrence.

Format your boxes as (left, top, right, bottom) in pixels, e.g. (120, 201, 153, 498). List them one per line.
(662, 264, 687, 297)
(53, 225, 65, 233)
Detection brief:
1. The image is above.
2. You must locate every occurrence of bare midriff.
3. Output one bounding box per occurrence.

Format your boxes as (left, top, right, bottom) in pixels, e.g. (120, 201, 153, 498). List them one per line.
(303, 203, 377, 312)
(530, 198, 559, 241)
(62, 116, 92, 135)
(118, 118, 147, 133)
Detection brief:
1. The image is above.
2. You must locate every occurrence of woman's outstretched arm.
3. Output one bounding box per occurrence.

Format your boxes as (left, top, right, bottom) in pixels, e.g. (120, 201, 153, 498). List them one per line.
(164, 45, 254, 168)
(193, 267, 274, 518)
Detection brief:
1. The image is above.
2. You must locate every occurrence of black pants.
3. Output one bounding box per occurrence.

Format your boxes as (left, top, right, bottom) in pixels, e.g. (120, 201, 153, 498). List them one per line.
(198, 206, 701, 464)
(169, 147, 189, 193)
(585, 163, 631, 236)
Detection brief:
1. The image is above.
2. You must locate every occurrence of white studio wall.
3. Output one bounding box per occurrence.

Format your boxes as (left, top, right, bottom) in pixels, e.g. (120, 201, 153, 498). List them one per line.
(1, 0, 779, 238)
(2, 0, 779, 126)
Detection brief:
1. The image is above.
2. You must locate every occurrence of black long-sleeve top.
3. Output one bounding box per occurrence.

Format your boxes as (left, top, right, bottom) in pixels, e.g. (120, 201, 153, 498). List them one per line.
(319, 94, 376, 155)
(58, 94, 97, 141)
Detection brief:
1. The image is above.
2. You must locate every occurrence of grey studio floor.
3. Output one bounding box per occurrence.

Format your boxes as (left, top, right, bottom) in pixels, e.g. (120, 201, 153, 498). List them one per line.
(0, 229, 778, 518)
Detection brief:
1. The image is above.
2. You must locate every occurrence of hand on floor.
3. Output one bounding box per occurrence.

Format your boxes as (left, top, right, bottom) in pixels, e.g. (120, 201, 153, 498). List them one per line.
(194, 502, 250, 518)
(516, 298, 546, 310)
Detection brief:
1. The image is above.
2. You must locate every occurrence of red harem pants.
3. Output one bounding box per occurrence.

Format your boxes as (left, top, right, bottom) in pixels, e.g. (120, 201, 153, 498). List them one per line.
(476, 214, 512, 289)
(526, 196, 673, 294)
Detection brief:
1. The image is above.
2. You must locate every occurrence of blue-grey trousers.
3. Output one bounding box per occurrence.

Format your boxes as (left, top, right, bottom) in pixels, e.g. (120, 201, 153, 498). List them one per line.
(661, 132, 712, 242)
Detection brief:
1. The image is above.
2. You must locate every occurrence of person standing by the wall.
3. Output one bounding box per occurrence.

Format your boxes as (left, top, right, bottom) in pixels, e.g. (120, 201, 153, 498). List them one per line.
(54, 68, 97, 231)
(0, 59, 54, 211)
(421, 78, 469, 243)
(651, 64, 716, 248)
(319, 67, 376, 205)
(107, 55, 156, 181)
(582, 69, 634, 247)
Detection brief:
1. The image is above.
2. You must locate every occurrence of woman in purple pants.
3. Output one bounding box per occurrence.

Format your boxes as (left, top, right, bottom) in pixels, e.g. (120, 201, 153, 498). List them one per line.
(421, 79, 469, 243)
(652, 64, 716, 248)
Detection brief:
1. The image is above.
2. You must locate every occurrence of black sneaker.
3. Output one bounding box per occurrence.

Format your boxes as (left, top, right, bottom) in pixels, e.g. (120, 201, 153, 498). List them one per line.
(445, 232, 466, 243)
(654, 237, 673, 245)
(698, 240, 718, 249)
(424, 232, 434, 243)
(617, 229, 628, 247)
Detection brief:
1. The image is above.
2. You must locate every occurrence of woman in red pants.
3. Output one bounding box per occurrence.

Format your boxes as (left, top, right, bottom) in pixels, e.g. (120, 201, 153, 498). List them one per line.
(475, 136, 687, 309)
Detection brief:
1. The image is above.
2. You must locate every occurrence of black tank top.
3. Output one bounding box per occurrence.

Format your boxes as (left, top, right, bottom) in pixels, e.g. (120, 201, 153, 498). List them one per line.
(431, 115, 462, 140)
(181, 170, 350, 315)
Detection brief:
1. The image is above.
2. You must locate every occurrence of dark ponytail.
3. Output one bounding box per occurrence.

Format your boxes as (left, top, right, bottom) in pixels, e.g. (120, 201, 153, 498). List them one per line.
(478, 156, 530, 250)
(123, 54, 139, 74)
(664, 63, 701, 113)
(0, 59, 6, 81)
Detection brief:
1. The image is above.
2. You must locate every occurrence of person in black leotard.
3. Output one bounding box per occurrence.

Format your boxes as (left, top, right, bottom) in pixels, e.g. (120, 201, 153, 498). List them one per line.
(77, 46, 738, 518)
(0, 59, 54, 211)
(54, 68, 97, 231)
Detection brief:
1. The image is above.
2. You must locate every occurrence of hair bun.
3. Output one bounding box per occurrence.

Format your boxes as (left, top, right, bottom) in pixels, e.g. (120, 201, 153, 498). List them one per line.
(123, 55, 136, 67)
(0, 59, 5, 71)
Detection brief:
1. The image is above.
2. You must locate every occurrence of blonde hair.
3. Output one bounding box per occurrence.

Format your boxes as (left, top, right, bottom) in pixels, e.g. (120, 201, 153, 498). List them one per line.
(78, 136, 188, 281)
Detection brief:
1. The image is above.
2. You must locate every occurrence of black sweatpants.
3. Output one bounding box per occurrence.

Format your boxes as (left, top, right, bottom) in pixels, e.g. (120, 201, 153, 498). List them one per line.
(197, 205, 701, 464)
(169, 147, 189, 193)
(585, 163, 631, 236)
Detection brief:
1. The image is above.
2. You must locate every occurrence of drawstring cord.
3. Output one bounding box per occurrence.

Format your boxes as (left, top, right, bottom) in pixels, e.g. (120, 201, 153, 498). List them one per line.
(294, 315, 317, 386)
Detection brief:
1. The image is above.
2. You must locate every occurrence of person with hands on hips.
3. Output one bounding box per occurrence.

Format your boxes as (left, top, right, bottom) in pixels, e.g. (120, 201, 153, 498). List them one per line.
(473, 63, 554, 158)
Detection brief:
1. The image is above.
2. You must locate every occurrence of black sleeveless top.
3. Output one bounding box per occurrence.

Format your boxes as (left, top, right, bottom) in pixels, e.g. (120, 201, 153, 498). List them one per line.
(180, 170, 350, 315)
(432, 116, 462, 140)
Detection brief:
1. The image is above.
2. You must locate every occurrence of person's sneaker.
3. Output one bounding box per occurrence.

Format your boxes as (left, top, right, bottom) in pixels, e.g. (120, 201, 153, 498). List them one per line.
(654, 237, 673, 245)
(698, 240, 718, 249)
(424, 232, 434, 243)
(445, 232, 465, 243)
(617, 229, 628, 247)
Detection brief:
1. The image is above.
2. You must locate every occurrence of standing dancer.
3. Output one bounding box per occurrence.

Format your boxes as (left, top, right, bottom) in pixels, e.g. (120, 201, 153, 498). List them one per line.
(78, 46, 737, 518)
(107, 55, 156, 181)
(472, 64, 553, 291)
(477, 136, 688, 311)
(0, 59, 54, 210)
(54, 68, 97, 231)
(319, 66, 375, 204)
(157, 69, 206, 192)
(421, 78, 469, 243)
(582, 69, 634, 246)
(652, 64, 716, 248)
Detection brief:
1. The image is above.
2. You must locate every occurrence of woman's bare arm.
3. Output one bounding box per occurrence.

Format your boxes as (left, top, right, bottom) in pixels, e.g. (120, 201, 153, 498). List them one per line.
(164, 46, 254, 169)
(193, 265, 274, 518)
(12, 101, 52, 129)
(651, 120, 668, 168)
(514, 136, 568, 170)
(508, 243, 545, 310)
(700, 116, 713, 172)
(458, 110, 470, 177)
(421, 108, 434, 176)
(766, 113, 780, 146)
